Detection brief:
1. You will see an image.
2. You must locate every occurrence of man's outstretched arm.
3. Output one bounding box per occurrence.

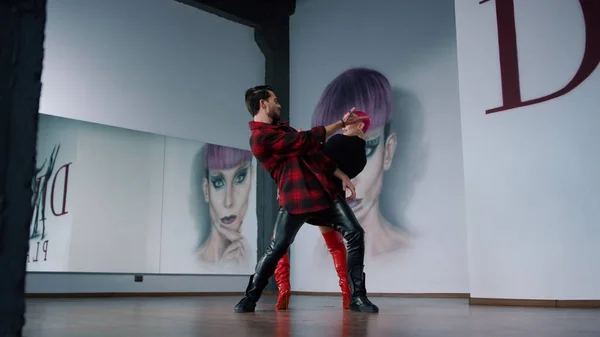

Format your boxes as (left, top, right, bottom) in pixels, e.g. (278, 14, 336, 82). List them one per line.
(260, 110, 368, 158)
(260, 126, 327, 158)
(325, 120, 344, 138)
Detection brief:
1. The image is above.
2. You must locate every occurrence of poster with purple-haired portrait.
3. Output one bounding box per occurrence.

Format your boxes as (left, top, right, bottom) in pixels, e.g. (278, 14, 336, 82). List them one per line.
(159, 137, 258, 275)
(311, 68, 414, 259)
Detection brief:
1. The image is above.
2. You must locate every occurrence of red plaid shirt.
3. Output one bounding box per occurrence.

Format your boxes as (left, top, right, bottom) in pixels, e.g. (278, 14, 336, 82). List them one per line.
(249, 120, 340, 214)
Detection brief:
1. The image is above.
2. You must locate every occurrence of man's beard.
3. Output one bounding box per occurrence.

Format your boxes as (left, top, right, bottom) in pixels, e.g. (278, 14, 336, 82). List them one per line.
(269, 111, 280, 123)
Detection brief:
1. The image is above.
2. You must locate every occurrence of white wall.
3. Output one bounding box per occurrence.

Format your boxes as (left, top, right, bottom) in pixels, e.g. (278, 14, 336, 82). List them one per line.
(289, 0, 468, 294)
(40, 0, 263, 150)
(455, 0, 600, 300)
(29, 0, 264, 293)
(67, 122, 166, 273)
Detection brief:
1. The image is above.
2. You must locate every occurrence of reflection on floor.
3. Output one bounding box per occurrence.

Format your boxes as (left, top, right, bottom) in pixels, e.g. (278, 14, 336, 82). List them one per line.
(25, 295, 600, 337)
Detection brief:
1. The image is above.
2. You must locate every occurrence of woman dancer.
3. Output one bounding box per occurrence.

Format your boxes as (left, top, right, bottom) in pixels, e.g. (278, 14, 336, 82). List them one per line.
(274, 111, 371, 310)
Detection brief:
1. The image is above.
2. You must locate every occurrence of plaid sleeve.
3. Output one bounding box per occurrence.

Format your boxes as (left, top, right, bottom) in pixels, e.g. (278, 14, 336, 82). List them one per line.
(263, 126, 326, 158)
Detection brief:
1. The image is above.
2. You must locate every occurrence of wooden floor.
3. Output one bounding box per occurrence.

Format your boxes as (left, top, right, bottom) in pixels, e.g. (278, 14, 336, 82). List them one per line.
(24, 295, 600, 337)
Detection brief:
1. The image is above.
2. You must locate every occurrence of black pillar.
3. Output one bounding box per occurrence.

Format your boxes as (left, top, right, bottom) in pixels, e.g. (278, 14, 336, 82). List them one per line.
(0, 0, 47, 336)
(254, 17, 290, 291)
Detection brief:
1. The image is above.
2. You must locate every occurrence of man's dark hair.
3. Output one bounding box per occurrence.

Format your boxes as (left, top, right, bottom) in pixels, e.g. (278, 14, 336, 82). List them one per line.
(245, 85, 272, 117)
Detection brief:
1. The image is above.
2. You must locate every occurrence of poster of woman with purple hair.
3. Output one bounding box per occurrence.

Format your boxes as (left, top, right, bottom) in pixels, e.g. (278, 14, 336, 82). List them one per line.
(159, 138, 257, 275)
(311, 68, 411, 259)
(195, 144, 254, 264)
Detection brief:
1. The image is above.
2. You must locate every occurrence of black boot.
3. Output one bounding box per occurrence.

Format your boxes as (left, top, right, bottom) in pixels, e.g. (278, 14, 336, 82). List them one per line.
(348, 266, 379, 313)
(234, 274, 269, 313)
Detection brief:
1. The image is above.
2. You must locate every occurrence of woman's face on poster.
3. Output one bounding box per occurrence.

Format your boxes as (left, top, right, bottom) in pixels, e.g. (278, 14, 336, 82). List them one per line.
(203, 161, 252, 232)
(346, 124, 396, 221)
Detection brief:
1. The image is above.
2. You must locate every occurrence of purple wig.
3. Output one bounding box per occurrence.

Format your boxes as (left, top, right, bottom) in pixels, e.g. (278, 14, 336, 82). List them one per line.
(204, 143, 252, 170)
(312, 68, 392, 131)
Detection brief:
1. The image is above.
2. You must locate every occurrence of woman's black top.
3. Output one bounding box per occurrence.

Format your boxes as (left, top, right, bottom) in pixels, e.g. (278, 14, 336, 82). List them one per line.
(323, 134, 367, 179)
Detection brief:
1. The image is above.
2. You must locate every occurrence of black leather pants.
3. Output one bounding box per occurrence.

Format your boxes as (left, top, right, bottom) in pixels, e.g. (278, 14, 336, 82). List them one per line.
(247, 197, 365, 300)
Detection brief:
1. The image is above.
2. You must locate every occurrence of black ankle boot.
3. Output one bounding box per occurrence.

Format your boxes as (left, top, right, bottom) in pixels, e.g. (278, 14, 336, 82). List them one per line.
(234, 274, 269, 313)
(348, 266, 379, 313)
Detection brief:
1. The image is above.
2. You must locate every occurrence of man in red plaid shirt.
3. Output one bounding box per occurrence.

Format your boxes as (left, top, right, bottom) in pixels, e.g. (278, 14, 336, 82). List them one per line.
(234, 85, 378, 313)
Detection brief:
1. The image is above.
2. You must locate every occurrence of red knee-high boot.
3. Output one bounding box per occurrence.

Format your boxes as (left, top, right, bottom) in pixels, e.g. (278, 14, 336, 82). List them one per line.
(274, 251, 291, 310)
(322, 231, 351, 309)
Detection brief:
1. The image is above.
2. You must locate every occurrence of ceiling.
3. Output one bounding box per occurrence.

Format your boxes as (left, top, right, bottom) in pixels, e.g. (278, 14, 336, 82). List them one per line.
(179, 0, 296, 28)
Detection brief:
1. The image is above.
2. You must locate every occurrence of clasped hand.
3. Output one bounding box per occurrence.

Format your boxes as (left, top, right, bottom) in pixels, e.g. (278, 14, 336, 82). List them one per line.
(334, 169, 356, 200)
(342, 107, 368, 125)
